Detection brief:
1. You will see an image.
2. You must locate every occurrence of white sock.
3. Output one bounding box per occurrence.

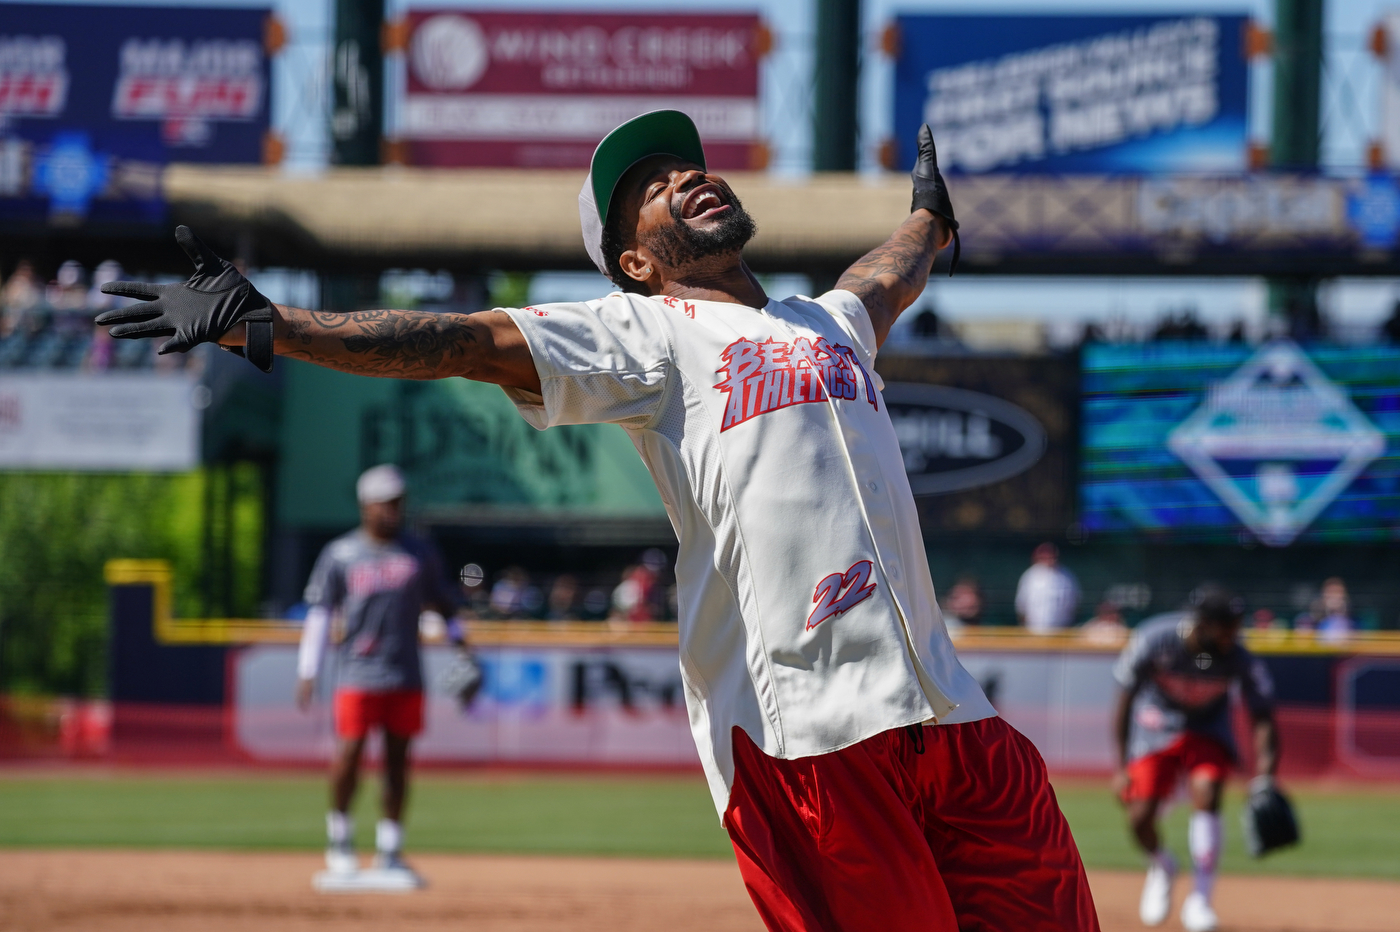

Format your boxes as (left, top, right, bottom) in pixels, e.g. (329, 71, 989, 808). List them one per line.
(1188, 811, 1221, 900)
(326, 811, 352, 846)
(376, 818, 403, 854)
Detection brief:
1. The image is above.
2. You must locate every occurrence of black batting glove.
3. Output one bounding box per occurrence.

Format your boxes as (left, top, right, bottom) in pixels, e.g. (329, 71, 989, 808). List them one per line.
(96, 225, 276, 372)
(910, 124, 960, 276)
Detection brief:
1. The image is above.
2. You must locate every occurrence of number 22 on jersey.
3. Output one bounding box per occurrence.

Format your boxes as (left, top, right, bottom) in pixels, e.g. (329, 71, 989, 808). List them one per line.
(806, 560, 877, 630)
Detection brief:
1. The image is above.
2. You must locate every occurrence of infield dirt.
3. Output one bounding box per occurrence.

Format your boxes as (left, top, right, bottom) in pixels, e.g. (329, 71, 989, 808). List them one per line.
(1, 850, 1396, 932)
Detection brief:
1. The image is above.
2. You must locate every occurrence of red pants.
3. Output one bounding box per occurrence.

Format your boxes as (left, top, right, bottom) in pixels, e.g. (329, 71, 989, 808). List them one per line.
(724, 716, 1100, 932)
(333, 689, 424, 740)
(1122, 732, 1232, 802)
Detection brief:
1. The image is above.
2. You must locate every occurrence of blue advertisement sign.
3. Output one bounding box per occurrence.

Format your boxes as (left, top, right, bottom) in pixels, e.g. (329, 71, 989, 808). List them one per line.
(1081, 342, 1400, 546)
(0, 3, 270, 224)
(893, 14, 1249, 174)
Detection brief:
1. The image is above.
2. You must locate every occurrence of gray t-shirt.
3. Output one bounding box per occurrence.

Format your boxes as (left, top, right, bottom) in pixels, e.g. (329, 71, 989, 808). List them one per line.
(1113, 612, 1274, 763)
(304, 530, 458, 692)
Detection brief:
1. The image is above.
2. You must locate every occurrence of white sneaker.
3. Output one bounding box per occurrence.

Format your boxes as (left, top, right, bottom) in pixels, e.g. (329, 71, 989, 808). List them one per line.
(1180, 891, 1219, 932)
(1138, 853, 1177, 926)
(371, 851, 425, 889)
(324, 841, 358, 875)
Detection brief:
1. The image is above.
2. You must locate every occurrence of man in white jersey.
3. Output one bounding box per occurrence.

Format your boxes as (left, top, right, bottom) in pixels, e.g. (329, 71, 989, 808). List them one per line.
(95, 111, 1099, 931)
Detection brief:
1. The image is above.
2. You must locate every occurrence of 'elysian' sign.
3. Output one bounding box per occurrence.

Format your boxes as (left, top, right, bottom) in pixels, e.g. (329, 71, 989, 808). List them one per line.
(884, 383, 1047, 495)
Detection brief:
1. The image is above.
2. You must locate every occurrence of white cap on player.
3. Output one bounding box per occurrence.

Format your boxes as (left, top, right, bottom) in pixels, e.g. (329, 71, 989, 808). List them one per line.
(356, 464, 405, 504)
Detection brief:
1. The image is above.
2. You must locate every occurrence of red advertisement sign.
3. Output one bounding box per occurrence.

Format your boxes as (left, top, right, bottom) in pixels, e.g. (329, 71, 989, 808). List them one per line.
(401, 10, 761, 169)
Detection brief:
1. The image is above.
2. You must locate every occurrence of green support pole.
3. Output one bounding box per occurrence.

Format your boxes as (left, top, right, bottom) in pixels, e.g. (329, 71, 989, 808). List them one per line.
(813, 0, 860, 173)
(1268, 0, 1324, 338)
(331, 0, 384, 166)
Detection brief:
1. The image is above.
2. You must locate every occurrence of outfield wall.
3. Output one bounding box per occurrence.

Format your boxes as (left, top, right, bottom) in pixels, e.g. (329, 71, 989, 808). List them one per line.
(223, 642, 1400, 778)
(8, 564, 1396, 776)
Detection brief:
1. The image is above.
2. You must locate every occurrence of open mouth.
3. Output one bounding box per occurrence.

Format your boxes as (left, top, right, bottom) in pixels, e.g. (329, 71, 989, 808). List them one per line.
(679, 183, 730, 221)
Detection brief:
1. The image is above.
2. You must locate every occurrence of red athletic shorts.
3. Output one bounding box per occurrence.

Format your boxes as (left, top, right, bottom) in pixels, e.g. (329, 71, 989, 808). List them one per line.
(333, 689, 424, 740)
(1122, 732, 1232, 802)
(724, 716, 1100, 932)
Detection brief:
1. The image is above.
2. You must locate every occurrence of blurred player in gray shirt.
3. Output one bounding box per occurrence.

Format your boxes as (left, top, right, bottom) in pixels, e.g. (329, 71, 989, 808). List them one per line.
(1112, 587, 1278, 932)
(297, 464, 464, 882)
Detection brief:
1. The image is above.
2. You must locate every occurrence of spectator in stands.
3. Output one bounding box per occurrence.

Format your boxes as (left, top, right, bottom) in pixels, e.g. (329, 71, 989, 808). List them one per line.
(639, 548, 670, 619)
(547, 574, 579, 621)
(1292, 596, 1324, 633)
(1015, 542, 1079, 633)
(1382, 300, 1400, 344)
(1151, 309, 1208, 341)
(942, 575, 984, 633)
(610, 563, 653, 623)
(1080, 600, 1128, 646)
(1, 259, 41, 336)
(1250, 607, 1280, 630)
(47, 260, 87, 312)
(489, 566, 530, 618)
(88, 260, 127, 312)
(1315, 577, 1354, 643)
(579, 585, 610, 621)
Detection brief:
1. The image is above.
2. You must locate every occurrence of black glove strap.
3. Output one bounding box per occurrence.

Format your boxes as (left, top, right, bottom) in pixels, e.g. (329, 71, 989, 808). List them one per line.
(221, 307, 275, 372)
(245, 318, 274, 373)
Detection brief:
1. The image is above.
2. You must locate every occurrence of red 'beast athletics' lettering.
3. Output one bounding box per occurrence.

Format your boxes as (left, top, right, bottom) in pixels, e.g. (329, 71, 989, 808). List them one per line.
(807, 560, 877, 630)
(714, 336, 878, 431)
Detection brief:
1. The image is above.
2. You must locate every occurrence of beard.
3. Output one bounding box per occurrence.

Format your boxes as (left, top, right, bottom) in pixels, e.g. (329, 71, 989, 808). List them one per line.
(640, 188, 757, 268)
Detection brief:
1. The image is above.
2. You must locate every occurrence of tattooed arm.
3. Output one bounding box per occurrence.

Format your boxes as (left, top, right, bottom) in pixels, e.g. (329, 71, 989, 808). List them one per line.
(835, 210, 951, 347)
(218, 306, 540, 392)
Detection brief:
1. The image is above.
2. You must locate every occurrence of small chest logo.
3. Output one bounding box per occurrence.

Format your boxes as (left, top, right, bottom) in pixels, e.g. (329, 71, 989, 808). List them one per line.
(807, 560, 877, 630)
(1152, 671, 1230, 710)
(660, 296, 696, 318)
(715, 336, 878, 431)
(346, 555, 419, 597)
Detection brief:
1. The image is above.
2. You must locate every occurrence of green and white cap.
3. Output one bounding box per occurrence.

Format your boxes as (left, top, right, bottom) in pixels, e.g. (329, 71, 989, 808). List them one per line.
(579, 109, 707, 277)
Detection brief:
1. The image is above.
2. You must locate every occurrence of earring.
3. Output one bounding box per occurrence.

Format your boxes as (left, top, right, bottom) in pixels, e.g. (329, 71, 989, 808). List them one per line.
(643, 267, 652, 275)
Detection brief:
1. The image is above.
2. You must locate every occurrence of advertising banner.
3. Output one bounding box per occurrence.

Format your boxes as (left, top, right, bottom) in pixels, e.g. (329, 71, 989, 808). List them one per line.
(875, 353, 1077, 535)
(0, 3, 270, 224)
(1082, 341, 1400, 545)
(278, 360, 665, 529)
(0, 373, 199, 470)
(234, 643, 700, 765)
(892, 14, 1248, 174)
(232, 642, 1120, 770)
(400, 10, 761, 168)
(944, 173, 1400, 264)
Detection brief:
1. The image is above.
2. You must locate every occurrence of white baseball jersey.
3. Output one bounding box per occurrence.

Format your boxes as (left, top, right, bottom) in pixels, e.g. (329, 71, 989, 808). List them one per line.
(501, 289, 996, 817)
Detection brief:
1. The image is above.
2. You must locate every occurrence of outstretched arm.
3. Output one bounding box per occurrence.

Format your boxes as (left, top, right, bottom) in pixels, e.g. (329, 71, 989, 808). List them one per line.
(836, 210, 951, 347)
(836, 124, 958, 348)
(220, 305, 540, 392)
(97, 225, 540, 391)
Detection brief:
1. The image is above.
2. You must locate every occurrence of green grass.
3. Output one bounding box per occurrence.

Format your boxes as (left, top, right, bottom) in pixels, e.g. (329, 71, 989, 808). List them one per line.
(1052, 779, 1400, 880)
(0, 772, 732, 858)
(1, 771, 1397, 879)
